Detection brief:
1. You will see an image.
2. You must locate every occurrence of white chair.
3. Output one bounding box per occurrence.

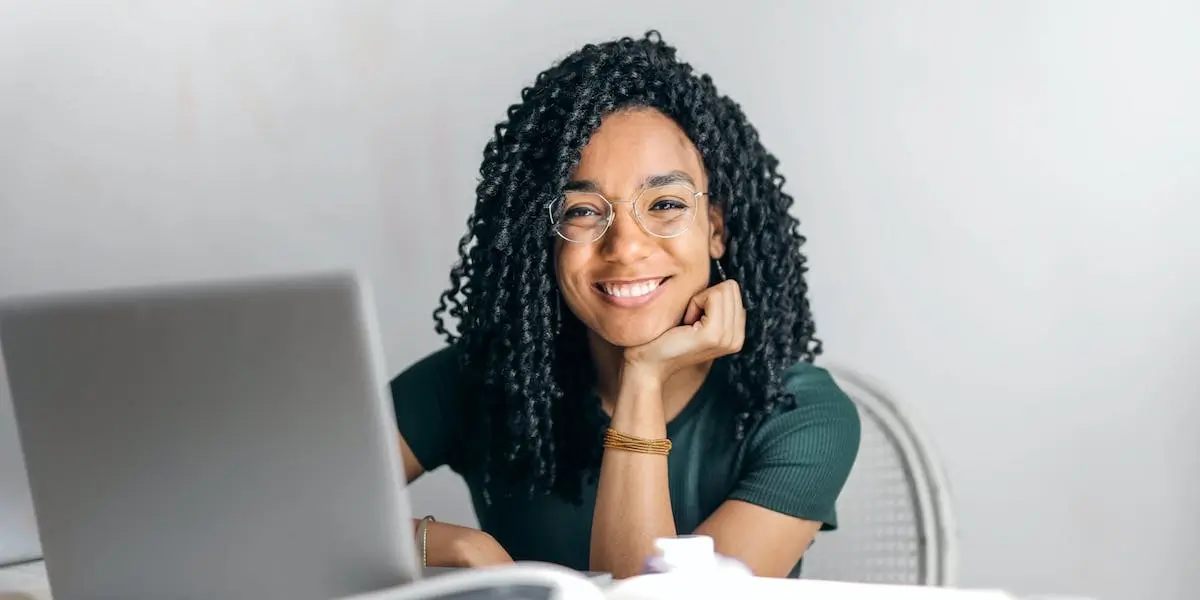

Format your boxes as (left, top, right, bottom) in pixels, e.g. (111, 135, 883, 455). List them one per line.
(800, 366, 958, 586)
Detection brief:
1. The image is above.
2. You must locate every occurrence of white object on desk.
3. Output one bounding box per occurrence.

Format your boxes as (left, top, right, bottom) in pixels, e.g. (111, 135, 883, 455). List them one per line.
(647, 535, 752, 577)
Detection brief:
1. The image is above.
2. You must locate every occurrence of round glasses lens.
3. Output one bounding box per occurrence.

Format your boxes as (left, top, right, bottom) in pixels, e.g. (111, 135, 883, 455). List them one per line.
(635, 185, 697, 237)
(552, 193, 611, 242)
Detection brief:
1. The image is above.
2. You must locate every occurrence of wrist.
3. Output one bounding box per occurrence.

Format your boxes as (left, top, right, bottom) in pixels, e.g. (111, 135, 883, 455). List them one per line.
(619, 359, 666, 394)
(612, 364, 667, 437)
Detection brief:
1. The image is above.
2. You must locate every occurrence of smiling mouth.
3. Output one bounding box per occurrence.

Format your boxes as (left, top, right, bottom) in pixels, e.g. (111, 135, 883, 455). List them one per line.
(594, 277, 669, 299)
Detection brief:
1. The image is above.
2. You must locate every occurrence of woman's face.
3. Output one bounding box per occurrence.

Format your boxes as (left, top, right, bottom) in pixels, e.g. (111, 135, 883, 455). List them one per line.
(554, 108, 725, 348)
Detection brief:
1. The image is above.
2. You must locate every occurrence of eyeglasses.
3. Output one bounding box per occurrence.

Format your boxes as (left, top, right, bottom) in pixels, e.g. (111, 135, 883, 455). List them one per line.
(547, 183, 707, 244)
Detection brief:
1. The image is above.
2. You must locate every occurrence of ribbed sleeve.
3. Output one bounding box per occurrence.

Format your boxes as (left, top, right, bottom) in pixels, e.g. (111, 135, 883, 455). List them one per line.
(726, 362, 862, 530)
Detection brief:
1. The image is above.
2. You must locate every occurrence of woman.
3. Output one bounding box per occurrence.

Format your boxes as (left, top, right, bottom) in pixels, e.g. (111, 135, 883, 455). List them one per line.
(391, 31, 861, 579)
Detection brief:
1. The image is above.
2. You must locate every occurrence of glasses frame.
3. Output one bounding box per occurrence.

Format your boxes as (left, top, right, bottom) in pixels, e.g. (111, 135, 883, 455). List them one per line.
(546, 184, 709, 244)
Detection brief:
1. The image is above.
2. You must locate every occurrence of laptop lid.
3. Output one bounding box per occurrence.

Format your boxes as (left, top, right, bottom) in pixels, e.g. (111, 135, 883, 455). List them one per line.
(0, 271, 420, 600)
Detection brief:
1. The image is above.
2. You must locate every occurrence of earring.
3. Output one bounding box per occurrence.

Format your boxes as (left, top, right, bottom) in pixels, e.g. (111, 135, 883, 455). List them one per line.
(714, 258, 727, 281)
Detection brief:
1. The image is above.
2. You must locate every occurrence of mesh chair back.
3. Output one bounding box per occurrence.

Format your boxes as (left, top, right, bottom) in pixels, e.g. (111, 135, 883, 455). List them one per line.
(800, 367, 957, 586)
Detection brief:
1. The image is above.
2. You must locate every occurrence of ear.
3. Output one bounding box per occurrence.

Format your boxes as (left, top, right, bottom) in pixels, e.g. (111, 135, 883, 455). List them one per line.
(708, 202, 726, 259)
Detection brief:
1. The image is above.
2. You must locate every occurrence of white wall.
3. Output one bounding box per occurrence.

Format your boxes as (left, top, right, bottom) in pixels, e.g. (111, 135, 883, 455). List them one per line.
(1, 2, 1196, 599)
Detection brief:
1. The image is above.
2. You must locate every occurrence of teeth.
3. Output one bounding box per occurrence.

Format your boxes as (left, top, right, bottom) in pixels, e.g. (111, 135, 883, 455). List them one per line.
(601, 279, 661, 298)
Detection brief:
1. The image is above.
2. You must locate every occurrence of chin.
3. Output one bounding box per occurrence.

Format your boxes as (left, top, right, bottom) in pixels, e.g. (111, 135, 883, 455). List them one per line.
(593, 322, 674, 348)
(599, 332, 659, 348)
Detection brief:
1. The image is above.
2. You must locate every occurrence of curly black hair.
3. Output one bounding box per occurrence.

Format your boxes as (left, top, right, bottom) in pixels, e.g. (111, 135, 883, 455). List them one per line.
(433, 31, 821, 503)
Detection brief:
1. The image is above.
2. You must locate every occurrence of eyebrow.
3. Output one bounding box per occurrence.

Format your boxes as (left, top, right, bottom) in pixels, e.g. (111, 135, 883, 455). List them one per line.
(564, 170, 696, 193)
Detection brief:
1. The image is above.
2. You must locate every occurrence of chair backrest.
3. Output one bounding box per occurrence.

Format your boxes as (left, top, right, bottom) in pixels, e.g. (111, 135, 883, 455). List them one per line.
(800, 366, 957, 586)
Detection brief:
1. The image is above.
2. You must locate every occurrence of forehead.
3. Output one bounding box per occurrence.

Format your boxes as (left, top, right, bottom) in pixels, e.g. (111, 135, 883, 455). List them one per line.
(570, 108, 706, 194)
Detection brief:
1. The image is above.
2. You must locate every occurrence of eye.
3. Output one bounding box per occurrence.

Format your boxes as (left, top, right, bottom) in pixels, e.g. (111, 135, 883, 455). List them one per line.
(648, 197, 688, 211)
(564, 205, 601, 219)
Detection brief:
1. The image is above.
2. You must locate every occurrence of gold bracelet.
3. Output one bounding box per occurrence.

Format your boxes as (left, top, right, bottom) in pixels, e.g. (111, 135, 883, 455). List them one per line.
(603, 427, 672, 456)
(417, 515, 435, 568)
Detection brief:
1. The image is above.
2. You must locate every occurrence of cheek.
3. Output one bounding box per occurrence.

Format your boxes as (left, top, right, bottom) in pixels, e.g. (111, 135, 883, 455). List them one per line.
(554, 247, 592, 296)
(666, 238, 714, 284)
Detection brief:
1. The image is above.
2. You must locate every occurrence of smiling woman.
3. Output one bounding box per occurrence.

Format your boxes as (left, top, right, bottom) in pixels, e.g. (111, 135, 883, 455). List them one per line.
(388, 31, 861, 579)
(556, 112, 718, 349)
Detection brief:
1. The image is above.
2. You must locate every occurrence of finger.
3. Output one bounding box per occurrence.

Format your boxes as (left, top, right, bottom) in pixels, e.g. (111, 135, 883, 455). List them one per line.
(682, 286, 714, 326)
(684, 284, 740, 355)
(723, 281, 740, 350)
(709, 280, 741, 354)
(681, 294, 703, 326)
(731, 283, 746, 352)
(699, 285, 729, 347)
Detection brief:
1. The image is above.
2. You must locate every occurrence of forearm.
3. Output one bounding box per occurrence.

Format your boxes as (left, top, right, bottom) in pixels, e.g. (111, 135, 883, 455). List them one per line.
(590, 377, 677, 578)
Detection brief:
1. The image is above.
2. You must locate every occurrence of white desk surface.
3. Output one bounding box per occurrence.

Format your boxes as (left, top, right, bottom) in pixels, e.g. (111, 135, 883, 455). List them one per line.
(3, 559, 1086, 600)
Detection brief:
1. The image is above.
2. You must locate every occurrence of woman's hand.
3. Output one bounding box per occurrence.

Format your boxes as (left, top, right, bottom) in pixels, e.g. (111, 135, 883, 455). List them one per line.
(424, 521, 514, 568)
(622, 279, 746, 387)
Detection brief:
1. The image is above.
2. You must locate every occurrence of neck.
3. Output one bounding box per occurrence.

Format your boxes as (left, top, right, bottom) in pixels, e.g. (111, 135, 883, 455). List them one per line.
(587, 332, 713, 422)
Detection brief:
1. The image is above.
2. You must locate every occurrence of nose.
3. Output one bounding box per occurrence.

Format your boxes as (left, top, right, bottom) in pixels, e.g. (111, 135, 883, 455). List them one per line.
(598, 203, 653, 264)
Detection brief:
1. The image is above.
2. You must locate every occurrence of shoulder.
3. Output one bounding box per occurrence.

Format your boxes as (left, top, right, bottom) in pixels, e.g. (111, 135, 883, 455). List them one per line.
(388, 343, 463, 396)
(388, 344, 467, 471)
(728, 361, 861, 527)
(747, 361, 862, 453)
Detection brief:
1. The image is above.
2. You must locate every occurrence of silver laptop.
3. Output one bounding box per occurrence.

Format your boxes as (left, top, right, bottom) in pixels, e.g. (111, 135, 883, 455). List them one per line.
(0, 272, 421, 600)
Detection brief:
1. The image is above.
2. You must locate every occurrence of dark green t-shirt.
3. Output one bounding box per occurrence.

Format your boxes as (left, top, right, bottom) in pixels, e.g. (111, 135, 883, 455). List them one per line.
(390, 344, 860, 577)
